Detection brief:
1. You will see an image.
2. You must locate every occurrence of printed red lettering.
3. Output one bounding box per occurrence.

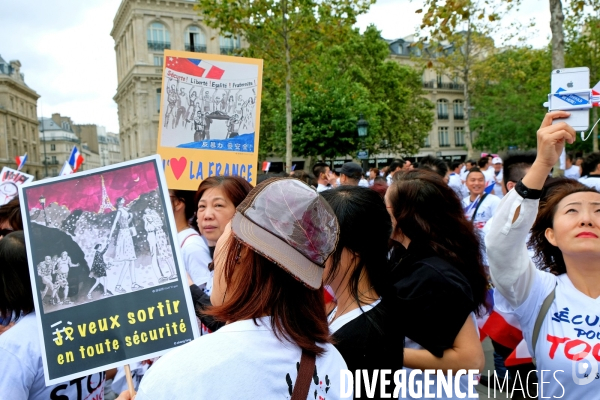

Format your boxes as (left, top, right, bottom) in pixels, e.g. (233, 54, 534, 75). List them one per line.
(564, 339, 591, 361)
(546, 335, 570, 359)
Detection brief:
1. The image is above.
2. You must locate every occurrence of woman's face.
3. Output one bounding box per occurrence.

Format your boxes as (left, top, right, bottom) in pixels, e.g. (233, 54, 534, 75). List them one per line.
(210, 222, 232, 306)
(369, 170, 376, 180)
(197, 187, 236, 246)
(546, 192, 600, 257)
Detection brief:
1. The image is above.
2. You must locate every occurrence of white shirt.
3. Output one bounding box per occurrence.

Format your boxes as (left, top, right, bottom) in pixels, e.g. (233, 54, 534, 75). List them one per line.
(486, 189, 600, 397)
(564, 165, 581, 179)
(493, 168, 504, 198)
(0, 312, 105, 399)
(482, 167, 496, 193)
(448, 173, 468, 199)
(177, 228, 212, 287)
(136, 317, 347, 400)
(358, 178, 369, 187)
(462, 194, 502, 230)
(578, 175, 600, 191)
(316, 183, 331, 193)
(328, 299, 381, 333)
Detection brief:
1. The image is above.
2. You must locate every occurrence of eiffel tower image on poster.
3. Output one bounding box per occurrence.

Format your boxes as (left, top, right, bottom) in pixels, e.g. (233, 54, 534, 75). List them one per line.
(98, 175, 116, 213)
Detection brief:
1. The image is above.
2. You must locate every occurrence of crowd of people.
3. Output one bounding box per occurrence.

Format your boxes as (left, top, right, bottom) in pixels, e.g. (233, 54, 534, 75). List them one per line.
(1, 111, 600, 399)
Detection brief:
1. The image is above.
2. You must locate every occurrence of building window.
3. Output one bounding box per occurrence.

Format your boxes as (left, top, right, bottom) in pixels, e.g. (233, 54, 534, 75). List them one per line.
(220, 33, 240, 54)
(154, 55, 163, 66)
(453, 100, 464, 120)
(147, 22, 171, 51)
(50, 144, 56, 151)
(423, 134, 431, 148)
(455, 127, 465, 146)
(52, 168, 58, 176)
(185, 26, 207, 52)
(51, 155, 57, 164)
(438, 127, 450, 147)
(62, 122, 70, 131)
(437, 99, 449, 120)
(156, 88, 161, 113)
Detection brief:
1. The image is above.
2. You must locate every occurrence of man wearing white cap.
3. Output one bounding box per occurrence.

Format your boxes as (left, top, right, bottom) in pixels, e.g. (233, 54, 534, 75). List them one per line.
(491, 156, 504, 198)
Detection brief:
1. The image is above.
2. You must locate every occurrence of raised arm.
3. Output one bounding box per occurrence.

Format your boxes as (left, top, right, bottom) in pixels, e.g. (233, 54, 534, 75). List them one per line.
(486, 111, 576, 308)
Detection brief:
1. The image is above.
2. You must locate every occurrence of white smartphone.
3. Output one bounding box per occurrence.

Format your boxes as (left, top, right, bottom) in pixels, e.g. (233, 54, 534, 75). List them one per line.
(551, 67, 590, 131)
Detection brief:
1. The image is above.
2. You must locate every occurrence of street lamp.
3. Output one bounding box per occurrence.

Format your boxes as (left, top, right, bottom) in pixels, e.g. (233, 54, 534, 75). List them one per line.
(39, 195, 49, 226)
(356, 114, 370, 173)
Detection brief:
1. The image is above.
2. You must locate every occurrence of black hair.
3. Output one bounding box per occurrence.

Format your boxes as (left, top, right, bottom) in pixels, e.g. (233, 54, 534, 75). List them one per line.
(388, 170, 488, 315)
(388, 160, 405, 173)
(466, 167, 484, 179)
(171, 190, 197, 221)
(417, 155, 448, 179)
(477, 157, 489, 168)
(320, 186, 394, 328)
(0, 231, 32, 321)
(581, 152, 600, 177)
(465, 159, 476, 167)
(502, 152, 537, 187)
(451, 161, 462, 171)
(312, 162, 329, 180)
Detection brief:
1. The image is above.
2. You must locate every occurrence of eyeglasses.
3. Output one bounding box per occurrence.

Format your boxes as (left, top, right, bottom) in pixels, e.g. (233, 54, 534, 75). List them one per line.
(0, 229, 14, 237)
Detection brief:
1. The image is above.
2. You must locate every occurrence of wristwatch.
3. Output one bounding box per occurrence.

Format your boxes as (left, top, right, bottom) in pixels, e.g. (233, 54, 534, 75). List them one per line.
(515, 180, 543, 199)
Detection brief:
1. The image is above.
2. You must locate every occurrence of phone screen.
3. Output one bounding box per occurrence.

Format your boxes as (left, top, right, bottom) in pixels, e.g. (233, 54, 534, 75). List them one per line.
(551, 67, 590, 131)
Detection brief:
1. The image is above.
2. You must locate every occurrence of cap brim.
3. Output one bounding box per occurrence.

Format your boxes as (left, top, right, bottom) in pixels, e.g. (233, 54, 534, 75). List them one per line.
(231, 212, 323, 290)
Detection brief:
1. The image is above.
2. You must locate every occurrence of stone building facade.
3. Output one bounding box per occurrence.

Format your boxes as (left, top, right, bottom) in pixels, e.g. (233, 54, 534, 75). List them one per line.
(388, 36, 467, 162)
(111, 0, 241, 160)
(39, 115, 102, 177)
(0, 56, 44, 178)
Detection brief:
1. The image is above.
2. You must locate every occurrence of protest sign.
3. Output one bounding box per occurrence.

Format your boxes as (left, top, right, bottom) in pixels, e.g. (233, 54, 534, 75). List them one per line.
(156, 50, 263, 190)
(0, 166, 34, 205)
(19, 155, 199, 385)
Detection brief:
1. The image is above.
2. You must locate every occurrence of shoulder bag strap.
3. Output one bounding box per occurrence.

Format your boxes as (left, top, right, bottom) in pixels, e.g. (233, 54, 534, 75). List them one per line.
(471, 193, 488, 223)
(291, 350, 316, 400)
(180, 233, 200, 248)
(532, 283, 557, 364)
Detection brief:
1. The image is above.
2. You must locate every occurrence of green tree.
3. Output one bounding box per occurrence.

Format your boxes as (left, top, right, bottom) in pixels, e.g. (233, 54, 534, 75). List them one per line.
(565, 4, 600, 152)
(470, 47, 551, 152)
(195, 0, 373, 172)
(284, 26, 433, 159)
(415, 0, 521, 158)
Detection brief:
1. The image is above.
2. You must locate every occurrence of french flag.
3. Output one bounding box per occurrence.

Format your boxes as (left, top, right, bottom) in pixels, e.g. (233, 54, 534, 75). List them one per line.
(505, 339, 533, 366)
(15, 153, 27, 171)
(68, 146, 84, 172)
(484, 180, 495, 195)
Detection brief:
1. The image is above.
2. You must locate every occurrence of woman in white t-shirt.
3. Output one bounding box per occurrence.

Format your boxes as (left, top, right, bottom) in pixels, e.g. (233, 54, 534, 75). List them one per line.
(119, 178, 347, 400)
(0, 232, 105, 399)
(486, 111, 600, 398)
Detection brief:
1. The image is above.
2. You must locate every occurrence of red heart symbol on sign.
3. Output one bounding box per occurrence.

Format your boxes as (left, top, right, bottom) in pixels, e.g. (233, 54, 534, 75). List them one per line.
(170, 157, 187, 180)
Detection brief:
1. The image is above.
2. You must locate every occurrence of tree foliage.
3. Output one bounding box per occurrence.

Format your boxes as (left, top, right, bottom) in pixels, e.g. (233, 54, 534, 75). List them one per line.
(195, 0, 374, 171)
(470, 47, 551, 152)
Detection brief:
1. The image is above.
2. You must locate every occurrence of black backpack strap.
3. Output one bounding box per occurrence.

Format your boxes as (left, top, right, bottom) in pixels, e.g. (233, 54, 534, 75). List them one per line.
(471, 193, 488, 223)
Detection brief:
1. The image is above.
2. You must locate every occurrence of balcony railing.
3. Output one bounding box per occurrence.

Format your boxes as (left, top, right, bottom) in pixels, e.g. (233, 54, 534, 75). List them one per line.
(185, 44, 207, 53)
(43, 160, 59, 165)
(148, 41, 171, 51)
(454, 114, 464, 120)
(438, 82, 464, 91)
(220, 46, 235, 55)
(437, 113, 449, 120)
(423, 81, 435, 89)
(439, 143, 451, 147)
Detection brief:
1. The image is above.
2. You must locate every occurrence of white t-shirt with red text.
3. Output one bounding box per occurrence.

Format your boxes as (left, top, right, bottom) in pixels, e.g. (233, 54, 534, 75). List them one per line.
(494, 269, 600, 398)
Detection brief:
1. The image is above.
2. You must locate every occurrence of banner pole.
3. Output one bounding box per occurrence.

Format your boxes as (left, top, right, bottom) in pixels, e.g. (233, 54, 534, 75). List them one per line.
(124, 364, 136, 398)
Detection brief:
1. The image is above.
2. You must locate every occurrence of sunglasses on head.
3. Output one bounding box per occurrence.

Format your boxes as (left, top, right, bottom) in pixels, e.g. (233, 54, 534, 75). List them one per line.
(0, 228, 14, 237)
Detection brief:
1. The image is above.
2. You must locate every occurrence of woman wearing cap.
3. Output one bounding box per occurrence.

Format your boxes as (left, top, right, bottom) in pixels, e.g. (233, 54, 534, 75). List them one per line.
(321, 186, 403, 396)
(386, 169, 488, 398)
(487, 112, 600, 397)
(127, 178, 347, 400)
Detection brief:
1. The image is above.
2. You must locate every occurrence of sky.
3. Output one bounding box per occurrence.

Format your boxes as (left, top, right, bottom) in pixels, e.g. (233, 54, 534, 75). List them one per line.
(0, 0, 551, 134)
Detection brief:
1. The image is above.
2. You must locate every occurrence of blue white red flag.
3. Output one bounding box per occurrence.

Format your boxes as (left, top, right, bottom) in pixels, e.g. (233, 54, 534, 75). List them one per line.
(15, 153, 27, 171)
(484, 181, 495, 194)
(68, 146, 84, 172)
